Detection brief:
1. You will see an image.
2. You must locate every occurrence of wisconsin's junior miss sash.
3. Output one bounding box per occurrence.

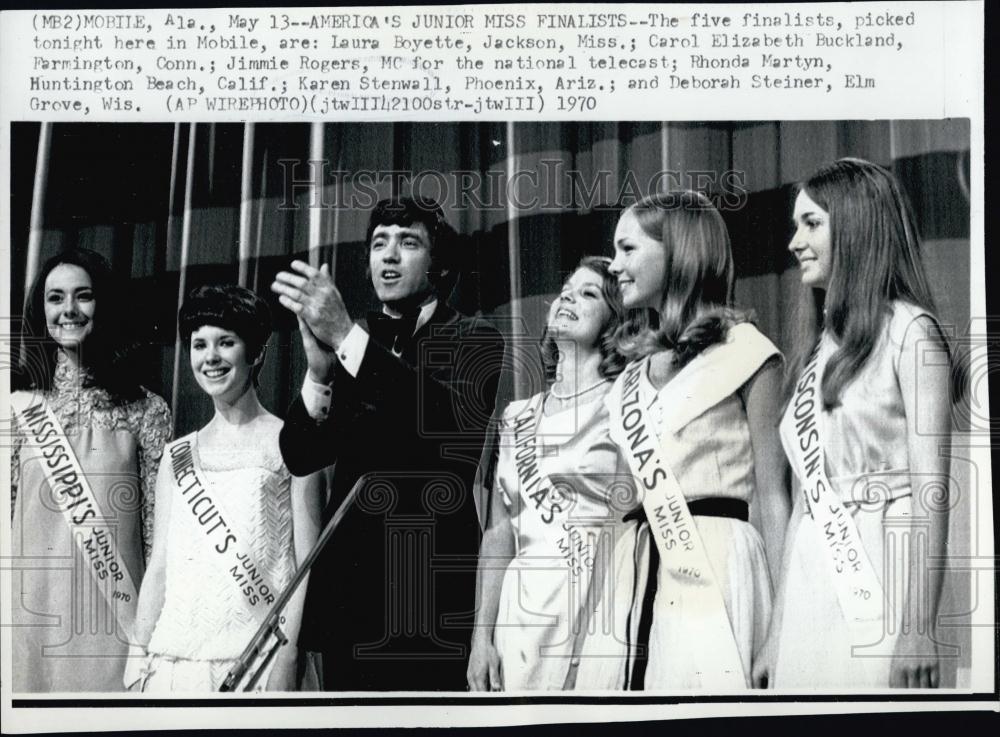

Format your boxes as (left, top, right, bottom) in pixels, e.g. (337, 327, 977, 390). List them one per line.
(10, 392, 140, 641)
(780, 343, 884, 624)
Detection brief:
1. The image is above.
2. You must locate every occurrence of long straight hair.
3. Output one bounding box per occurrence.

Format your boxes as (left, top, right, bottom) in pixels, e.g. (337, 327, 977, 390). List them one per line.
(788, 157, 956, 408)
(615, 190, 746, 367)
(15, 247, 145, 403)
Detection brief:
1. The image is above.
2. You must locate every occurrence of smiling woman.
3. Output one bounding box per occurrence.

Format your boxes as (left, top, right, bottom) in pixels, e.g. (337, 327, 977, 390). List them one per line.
(189, 325, 256, 401)
(10, 247, 171, 692)
(597, 192, 788, 690)
(43, 263, 96, 347)
(468, 256, 641, 692)
(129, 284, 323, 692)
(788, 189, 832, 288)
(762, 158, 963, 690)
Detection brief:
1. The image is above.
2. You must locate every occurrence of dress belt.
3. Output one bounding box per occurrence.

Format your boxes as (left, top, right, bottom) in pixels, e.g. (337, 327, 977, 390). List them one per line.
(625, 496, 748, 689)
(624, 497, 749, 524)
(794, 469, 914, 514)
(832, 468, 913, 506)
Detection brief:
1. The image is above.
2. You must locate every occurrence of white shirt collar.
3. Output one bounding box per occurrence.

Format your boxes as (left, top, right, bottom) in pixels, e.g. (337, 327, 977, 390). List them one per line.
(381, 298, 438, 336)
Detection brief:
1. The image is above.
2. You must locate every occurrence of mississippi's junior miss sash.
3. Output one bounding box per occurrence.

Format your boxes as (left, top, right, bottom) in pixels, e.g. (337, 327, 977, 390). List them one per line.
(11, 392, 140, 641)
(780, 344, 884, 624)
(163, 433, 281, 621)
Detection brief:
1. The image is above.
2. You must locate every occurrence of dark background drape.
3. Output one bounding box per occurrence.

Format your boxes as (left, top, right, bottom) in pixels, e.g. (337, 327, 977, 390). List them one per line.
(8, 119, 974, 685)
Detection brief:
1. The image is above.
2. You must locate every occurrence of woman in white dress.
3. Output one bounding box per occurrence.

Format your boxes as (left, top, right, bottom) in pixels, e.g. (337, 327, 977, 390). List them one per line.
(605, 191, 789, 690)
(467, 257, 642, 691)
(757, 158, 958, 688)
(131, 285, 322, 691)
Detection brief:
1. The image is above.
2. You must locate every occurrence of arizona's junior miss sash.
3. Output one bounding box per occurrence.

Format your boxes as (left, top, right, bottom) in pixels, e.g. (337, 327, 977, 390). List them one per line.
(780, 344, 883, 624)
(606, 324, 780, 688)
(164, 434, 280, 619)
(607, 361, 748, 688)
(10, 393, 140, 640)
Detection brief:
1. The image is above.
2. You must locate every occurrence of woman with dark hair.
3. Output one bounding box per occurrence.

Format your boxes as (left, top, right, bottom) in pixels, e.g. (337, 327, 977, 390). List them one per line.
(605, 191, 788, 690)
(10, 247, 171, 692)
(130, 285, 322, 691)
(758, 158, 958, 688)
(467, 257, 640, 691)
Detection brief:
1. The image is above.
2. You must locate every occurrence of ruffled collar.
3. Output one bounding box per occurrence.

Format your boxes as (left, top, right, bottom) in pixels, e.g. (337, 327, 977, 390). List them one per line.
(52, 350, 93, 393)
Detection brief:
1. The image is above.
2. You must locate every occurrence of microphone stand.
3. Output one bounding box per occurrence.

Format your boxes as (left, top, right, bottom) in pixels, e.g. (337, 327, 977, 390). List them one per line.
(219, 476, 364, 692)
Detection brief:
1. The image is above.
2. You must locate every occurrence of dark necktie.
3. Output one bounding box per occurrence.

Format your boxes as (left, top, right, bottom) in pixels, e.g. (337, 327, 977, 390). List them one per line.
(366, 311, 420, 355)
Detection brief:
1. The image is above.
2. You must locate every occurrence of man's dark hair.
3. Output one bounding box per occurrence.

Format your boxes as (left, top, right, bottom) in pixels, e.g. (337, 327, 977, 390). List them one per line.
(365, 196, 458, 284)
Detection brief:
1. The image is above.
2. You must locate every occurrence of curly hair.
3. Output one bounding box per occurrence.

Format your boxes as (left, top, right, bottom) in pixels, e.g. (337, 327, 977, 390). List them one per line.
(613, 191, 748, 368)
(15, 247, 145, 403)
(541, 256, 628, 382)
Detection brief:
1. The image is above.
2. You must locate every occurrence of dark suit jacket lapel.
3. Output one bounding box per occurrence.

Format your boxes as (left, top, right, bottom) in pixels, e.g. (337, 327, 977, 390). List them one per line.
(399, 302, 459, 363)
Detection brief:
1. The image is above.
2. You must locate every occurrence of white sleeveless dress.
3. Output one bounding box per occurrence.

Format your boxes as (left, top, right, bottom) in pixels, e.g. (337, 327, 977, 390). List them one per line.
(770, 302, 939, 687)
(143, 431, 295, 691)
(492, 387, 642, 691)
(641, 324, 777, 689)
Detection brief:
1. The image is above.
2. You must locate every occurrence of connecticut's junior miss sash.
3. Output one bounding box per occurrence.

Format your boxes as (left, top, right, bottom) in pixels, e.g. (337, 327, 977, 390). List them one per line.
(10, 392, 140, 641)
(163, 434, 281, 621)
(605, 323, 779, 689)
(780, 343, 884, 624)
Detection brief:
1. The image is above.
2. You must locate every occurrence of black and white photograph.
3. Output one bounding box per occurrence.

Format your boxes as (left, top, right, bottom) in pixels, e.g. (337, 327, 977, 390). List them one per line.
(0, 1, 992, 731)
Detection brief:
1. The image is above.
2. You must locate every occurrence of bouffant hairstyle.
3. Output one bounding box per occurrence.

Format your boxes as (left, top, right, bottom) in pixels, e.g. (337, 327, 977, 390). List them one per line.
(541, 256, 628, 382)
(178, 285, 272, 372)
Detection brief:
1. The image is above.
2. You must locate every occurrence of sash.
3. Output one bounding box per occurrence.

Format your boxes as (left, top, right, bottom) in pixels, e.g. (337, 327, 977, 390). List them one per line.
(506, 392, 614, 669)
(606, 360, 747, 689)
(507, 393, 602, 584)
(657, 323, 780, 434)
(11, 392, 139, 641)
(605, 325, 780, 687)
(164, 434, 282, 625)
(780, 344, 884, 623)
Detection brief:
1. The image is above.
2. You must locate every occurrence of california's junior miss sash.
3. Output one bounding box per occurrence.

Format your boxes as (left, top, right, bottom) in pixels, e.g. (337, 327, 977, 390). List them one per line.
(506, 395, 603, 587)
(780, 344, 883, 624)
(606, 361, 747, 689)
(164, 434, 281, 621)
(11, 393, 140, 641)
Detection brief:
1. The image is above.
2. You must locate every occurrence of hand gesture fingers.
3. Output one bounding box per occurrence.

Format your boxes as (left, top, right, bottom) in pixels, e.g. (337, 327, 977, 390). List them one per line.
(289, 259, 323, 280)
(272, 262, 327, 306)
(273, 262, 351, 347)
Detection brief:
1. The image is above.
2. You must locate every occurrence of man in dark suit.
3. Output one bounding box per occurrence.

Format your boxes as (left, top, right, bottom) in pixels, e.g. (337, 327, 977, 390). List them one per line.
(271, 197, 504, 691)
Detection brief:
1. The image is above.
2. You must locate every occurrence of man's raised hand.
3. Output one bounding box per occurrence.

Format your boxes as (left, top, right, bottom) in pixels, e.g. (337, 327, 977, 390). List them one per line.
(272, 261, 353, 349)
